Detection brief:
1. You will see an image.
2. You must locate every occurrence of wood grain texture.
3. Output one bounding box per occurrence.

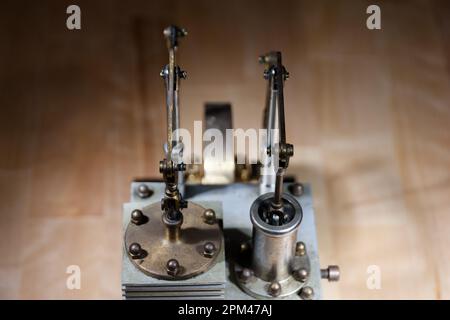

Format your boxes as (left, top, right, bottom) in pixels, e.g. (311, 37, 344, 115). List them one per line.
(0, 0, 448, 299)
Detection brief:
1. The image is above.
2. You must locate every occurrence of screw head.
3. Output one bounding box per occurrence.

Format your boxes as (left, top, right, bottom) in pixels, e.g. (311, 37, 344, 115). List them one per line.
(160, 65, 169, 78)
(130, 209, 145, 225)
(300, 286, 314, 300)
(258, 55, 266, 64)
(321, 265, 340, 282)
(203, 209, 216, 224)
(166, 259, 180, 276)
(129, 243, 142, 258)
(296, 242, 306, 256)
(240, 242, 250, 253)
(294, 268, 309, 282)
(328, 265, 340, 281)
(268, 282, 281, 297)
(137, 184, 152, 198)
(203, 242, 216, 258)
(239, 268, 253, 283)
(289, 183, 304, 197)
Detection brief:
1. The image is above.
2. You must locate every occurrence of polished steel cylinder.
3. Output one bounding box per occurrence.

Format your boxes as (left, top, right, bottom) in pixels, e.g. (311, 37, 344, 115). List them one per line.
(250, 192, 302, 282)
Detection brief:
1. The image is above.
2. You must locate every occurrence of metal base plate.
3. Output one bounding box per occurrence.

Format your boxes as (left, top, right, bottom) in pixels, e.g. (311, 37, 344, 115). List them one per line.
(122, 182, 322, 300)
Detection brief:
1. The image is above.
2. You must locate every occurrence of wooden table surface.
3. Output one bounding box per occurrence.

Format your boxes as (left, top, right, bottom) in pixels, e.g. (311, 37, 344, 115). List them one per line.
(0, 0, 449, 299)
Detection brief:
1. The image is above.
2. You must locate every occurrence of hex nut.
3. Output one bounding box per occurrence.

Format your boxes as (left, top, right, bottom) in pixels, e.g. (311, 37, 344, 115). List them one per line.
(203, 209, 216, 224)
(294, 268, 309, 282)
(131, 209, 146, 225)
(296, 242, 306, 256)
(239, 268, 253, 283)
(288, 183, 304, 197)
(166, 259, 180, 276)
(203, 242, 216, 258)
(300, 286, 314, 300)
(268, 282, 281, 297)
(137, 184, 153, 199)
(129, 243, 143, 258)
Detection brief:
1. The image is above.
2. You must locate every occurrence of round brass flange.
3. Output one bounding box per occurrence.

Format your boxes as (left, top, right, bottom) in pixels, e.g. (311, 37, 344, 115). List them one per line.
(125, 202, 222, 280)
(233, 242, 311, 299)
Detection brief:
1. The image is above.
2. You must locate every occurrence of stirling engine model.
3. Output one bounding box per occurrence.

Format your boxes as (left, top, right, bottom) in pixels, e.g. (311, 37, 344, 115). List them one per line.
(121, 25, 339, 300)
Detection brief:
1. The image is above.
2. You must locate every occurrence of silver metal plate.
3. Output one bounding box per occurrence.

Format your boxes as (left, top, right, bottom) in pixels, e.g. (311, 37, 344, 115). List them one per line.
(123, 182, 322, 300)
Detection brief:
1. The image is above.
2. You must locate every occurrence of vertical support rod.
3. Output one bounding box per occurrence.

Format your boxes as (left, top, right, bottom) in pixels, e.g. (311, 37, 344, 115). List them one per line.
(166, 47, 175, 161)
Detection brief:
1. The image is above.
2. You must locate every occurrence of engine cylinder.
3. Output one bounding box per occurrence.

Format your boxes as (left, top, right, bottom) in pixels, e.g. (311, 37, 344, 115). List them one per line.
(250, 192, 302, 282)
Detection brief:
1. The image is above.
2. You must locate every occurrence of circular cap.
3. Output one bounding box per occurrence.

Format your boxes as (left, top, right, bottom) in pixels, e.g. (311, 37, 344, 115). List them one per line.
(129, 243, 142, 257)
(250, 193, 302, 236)
(268, 282, 282, 297)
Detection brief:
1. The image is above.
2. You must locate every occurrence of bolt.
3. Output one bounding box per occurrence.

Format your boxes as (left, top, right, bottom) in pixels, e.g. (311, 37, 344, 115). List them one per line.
(239, 268, 253, 283)
(160, 66, 169, 78)
(180, 199, 188, 209)
(163, 27, 171, 37)
(129, 243, 143, 258)
(321, 265, 340, 282)
(294, 268, 309, 282)
(268, 282, 281, 297)
(289, 183, 304, 197)
(239, 242, 252, 257)
(130, 209, 145, 225)
(296, 242, 306, 256)
(203, 209, 216, 224)
(258, 55, 265, 64)
(137, 184, 152, 199)
(299, 286, 314, 300)
(177, 163, 186, 171)
(203, 242, 216, 258)
(166, 259, 180, 276)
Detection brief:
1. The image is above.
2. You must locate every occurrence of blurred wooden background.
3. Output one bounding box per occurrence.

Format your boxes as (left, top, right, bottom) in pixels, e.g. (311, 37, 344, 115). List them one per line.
(0, 0, 449, 299)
